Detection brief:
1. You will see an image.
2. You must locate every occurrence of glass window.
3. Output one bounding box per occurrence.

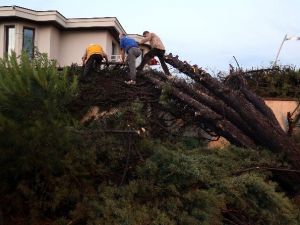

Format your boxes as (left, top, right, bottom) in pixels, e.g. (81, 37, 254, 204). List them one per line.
(22, 27, 35, 58)
(112, 42, 116, 55)
(5, 26, 15, 55)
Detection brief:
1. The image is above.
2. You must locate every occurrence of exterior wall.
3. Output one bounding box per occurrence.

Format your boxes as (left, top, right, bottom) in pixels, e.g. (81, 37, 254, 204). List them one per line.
(110, 37, 121, 62)
(59, 30, 121, 66)
(0, 22, 4, 55)
(15, 21, 37, 55)
(12, 23, 21, 55)
(0, 21, 122, 66)
(0, 20, 55, 58)
(265, 99, 299, 131)
(106, 32, 121, 57)
(0, 20, 25, 56)
(36, 25, 60, 61)
(36, 26, 51, 55)
(49, 26, 60, 61)
(59, 30, 109, 66)
(0, 21, 121, 65)
(0, 7, 146, 66)
(0, 6, 127, 65)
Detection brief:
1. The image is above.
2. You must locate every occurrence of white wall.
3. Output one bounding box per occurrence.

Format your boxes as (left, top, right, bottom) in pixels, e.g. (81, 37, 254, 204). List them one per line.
(105, 31, 124, 59)
(59, 30, 110, 66)
(36, 25, 61, 62)
(0, 23, 4, 56)
(265, 99, 299, 131)
(49, 26, 60, 61)
(36, 26, 51, 55)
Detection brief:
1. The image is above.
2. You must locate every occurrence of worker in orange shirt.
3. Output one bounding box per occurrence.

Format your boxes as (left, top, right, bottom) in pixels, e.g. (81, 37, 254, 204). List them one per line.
(81, 44, 108, 79)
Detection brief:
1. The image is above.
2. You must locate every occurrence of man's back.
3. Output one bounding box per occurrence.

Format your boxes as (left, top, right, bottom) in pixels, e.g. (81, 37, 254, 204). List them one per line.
(86, 44, 104, 59)
(141, 32, 165, 50)
(120, 36, 138, 53)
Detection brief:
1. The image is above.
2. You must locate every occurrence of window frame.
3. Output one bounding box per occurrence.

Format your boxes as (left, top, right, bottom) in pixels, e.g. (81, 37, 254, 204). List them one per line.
(4, 25, 16, 55)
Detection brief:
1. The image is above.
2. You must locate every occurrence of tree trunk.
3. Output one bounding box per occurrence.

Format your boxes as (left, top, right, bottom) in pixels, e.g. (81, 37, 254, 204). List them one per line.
(145, 74, 257, 148)
(162, 54, 300, 169)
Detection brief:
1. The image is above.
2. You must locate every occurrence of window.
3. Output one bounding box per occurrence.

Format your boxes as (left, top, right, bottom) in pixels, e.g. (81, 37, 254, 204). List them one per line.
(5, 26, 15, 55)
(112, 42, 116, 55)
(110, 42, 122, 62)
(22, 27, 35, 58)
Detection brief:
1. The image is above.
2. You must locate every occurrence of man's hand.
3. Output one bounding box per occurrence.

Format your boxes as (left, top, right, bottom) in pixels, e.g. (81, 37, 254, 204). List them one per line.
(82, 56, 86, 66)
(121, 56, 127, 64)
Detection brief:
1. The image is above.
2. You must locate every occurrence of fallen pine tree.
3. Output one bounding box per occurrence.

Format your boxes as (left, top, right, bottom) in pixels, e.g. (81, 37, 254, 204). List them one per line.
(71, 54, 300, 170)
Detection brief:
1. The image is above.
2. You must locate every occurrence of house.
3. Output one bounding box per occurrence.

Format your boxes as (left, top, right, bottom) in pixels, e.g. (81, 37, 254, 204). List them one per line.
(0, 5, 149, 66)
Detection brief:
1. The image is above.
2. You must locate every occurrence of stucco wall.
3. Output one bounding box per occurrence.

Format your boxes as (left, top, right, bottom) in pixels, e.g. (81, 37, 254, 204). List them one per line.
(0, 23, 4, 56)
(0, 20, 24, 56)
(105, 32, 121, 57)
(1, 21, 120, 66)
(36, 26, 51, 55)
(265, 99, 299, 131)
(0, 20, 50, 57)
(59, 30, 110, 66)
(49, 26, 60, 61)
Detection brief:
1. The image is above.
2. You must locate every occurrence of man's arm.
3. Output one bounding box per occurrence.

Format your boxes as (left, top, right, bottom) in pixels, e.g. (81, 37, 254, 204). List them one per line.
(82, 51, 87, 65)
(102, 52, 109, 63)
(120, 38, 126, 63)
(120, 49, 126, 63)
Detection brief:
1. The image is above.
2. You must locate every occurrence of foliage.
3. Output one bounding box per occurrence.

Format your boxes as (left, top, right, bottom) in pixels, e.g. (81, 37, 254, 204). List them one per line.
(240, 66, 300, 98)
(0, 52, 78, 223)
(0, 56, 299, 225)
(55, 140, 299, 225)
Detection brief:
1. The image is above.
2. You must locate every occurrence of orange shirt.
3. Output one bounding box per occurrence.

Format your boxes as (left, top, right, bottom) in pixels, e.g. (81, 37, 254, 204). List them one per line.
(86, 44, 104, 60)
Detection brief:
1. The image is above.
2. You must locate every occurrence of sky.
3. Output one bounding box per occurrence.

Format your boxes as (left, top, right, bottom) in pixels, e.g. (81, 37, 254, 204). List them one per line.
(1, 0, 300, 73)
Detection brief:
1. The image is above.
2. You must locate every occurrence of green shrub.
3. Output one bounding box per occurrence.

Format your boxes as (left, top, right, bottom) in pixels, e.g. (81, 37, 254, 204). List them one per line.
(0, 52, 78, 223)
(0, 55, 299, 225)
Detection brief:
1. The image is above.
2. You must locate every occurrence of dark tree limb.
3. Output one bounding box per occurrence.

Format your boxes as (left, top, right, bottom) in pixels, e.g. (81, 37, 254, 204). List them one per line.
(164, 54, 300, 170)
(144, 73, 256, 148)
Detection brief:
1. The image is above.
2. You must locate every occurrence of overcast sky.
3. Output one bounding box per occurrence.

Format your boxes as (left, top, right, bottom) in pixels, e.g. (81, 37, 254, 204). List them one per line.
(1, 0, 300, 72)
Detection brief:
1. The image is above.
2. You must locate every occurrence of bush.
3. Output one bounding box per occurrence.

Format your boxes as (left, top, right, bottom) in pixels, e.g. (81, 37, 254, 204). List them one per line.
(0, 54, 299, 224)
(0, 52, 77, 223)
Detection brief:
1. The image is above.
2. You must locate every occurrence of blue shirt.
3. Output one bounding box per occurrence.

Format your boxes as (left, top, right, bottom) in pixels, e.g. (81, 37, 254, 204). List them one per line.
(120, 36, 138, 53)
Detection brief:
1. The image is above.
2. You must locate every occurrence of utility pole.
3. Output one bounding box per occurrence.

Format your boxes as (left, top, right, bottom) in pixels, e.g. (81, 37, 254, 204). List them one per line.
(273, 34, 287, 67)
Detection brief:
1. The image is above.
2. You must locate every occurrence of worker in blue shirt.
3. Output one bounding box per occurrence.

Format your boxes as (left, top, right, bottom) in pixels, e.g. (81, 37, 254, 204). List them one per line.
(119, 33, 142, 85)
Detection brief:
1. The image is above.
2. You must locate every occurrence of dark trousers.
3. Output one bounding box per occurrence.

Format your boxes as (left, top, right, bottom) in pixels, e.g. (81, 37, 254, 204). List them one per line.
(137, 48, 170, 75)
(82, 54, 103, 78)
